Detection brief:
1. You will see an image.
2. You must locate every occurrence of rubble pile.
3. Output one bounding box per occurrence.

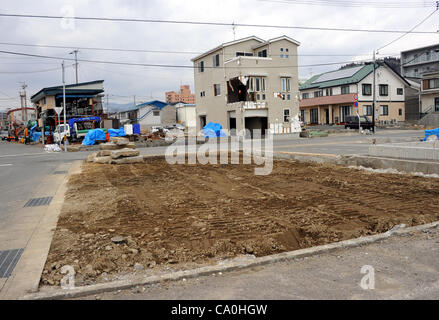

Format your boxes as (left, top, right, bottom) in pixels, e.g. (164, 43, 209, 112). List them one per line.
(87, 137, 144, 164)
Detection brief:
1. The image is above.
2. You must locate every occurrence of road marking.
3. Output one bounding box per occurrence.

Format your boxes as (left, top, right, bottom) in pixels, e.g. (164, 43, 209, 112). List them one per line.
(0, 152, 49, 158)
(279, 151, 338, 157)
(0, 164, 12, 167)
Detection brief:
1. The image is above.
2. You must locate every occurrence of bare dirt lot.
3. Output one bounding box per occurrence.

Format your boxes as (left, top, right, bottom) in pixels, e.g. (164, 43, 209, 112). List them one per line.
(42, 157, 439, 286)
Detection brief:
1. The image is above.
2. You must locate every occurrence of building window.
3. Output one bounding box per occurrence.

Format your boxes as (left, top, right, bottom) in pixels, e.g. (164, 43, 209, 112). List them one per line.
(300, 110, 305, 123)
(287, 94, 291, 100)
(236, 52, 253, 57)
(326, 88, 333, 96)
(379, 84, 388, 96)
(363, 105, 372, 116)
(258, 50, 267, 57)
(362, 84, 372, 95)
(262, 94, 266, 100)
(302, 93, 309, 99)
(281, 77, 291, 92)
(42, 97, 46, 105)
(213, 54, 220, 67)
(283, 109, 290, 122)
(314, 90, 323, 98)
(399, 108, 402, 116)
(214, 84, 221, 96)
(200, 91, 205, 97)
(340, 105, 352, 122)
(341, 85, 350, 94)
(380, 105, 389, 116)
(397, 88, 403, 95)
(153, 111, 160, 116)
(198, 61, 204, 72)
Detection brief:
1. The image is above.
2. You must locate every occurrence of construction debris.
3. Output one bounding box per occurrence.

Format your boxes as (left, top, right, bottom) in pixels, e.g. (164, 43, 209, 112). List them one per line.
(87, 137, 144, 164)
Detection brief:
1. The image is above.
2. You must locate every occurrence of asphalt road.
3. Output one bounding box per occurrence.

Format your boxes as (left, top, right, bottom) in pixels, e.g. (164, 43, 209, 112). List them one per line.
(0, 141, 90, 221)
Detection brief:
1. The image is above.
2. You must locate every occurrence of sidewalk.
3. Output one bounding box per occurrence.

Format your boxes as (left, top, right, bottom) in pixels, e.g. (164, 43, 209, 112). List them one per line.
(0, 161, 81, 299)
(79, 227, 439, 300)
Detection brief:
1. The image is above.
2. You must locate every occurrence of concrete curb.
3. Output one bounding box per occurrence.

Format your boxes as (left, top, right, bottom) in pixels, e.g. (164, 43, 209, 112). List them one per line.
(22, 220, 439, 300)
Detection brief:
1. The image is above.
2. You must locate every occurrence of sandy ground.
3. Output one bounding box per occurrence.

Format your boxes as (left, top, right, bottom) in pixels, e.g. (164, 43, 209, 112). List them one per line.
(41, 157, 439, 286)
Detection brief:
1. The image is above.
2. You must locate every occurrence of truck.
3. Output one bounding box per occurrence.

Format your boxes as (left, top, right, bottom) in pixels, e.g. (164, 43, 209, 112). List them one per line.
(54, 116, 103, 143)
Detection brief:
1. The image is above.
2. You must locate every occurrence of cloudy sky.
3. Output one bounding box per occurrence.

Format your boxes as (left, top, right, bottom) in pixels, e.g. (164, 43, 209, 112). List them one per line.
(0, 0, 438, 111)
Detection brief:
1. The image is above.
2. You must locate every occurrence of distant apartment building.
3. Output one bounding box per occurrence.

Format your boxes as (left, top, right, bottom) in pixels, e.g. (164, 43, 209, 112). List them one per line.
(299, 63, 410, 125)
(191, 35, 301, 136)
(401, 43, 439, 79)
(165, 85, 196, 104)
(421, 71, 439, 113)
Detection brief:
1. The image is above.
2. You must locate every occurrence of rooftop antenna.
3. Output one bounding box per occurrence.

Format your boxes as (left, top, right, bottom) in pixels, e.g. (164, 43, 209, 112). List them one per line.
(232, 21, 236, 40)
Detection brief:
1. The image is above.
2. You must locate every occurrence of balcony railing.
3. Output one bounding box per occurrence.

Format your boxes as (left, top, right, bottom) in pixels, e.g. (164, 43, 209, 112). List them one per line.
(243, 101, 267, 109)
(403, 52, 439, 66)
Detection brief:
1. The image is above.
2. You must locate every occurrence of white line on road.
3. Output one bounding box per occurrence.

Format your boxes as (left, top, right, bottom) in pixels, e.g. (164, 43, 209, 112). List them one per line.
(0, 164, 13, 167)
(0, 152, 49, 158)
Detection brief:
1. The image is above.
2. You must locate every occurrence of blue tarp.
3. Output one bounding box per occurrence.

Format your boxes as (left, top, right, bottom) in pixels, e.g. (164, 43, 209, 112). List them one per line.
(423, 128, 439, 141)
(31, 132, 42, 142)
(133, 124, 140, 135)
(203, 122, 226, 138)
(68, 116, 101, 128)
(29, 124, 40, 142)
(82, 129, 106, 145)
(107, 128, 126, 137)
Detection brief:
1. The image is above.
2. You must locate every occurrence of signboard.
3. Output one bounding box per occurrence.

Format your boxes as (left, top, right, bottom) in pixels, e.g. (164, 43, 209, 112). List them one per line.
(353, 94, 358, 101)
(54, 107, 63, 115)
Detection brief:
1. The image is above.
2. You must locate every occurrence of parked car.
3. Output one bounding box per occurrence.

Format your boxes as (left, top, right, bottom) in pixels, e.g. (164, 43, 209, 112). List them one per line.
(344, 115, 374, 130)
(1, 130, 9, 140)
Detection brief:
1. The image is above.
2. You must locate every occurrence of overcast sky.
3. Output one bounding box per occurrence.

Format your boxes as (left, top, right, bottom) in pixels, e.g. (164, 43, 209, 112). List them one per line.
(0, 0, 438, 111)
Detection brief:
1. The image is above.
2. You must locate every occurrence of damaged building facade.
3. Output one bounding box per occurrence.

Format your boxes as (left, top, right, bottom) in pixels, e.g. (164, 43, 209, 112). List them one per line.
(192, 35, 301, 136)
(31, 80, 105, 131)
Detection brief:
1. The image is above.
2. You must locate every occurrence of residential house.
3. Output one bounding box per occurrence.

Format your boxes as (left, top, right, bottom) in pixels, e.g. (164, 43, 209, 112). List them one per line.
(165, 85, 196, 104)
(299, 63, 410, 125)
(418, 71, 439, 127)
(30, 80, 105, 131)
(112, 100, 176, 129)
(136, 100, 176, 129)
(192, 35, 301, 136)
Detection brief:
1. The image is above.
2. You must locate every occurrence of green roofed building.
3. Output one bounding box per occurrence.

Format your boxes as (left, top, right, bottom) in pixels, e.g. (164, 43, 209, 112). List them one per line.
(299, 63, 410, 125)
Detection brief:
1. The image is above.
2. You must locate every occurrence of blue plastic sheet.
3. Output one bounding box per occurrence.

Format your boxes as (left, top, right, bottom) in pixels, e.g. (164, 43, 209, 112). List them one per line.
(82, 129, 106, 145)
(31, 132, 42, 142)
(203, 122, 226, 138)
(423, 128, 439, 141)
(133, 124, 140, 135)
(107, 128, 126, 137)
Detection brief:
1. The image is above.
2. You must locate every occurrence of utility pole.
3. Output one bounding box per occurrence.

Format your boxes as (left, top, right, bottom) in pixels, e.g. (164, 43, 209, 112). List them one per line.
(134, 95, 136, 109)
(19, 82, 28, 123)
(70, 49, 79, 84)
(372, 50, 377, 134)
(62, 61, 67, 152)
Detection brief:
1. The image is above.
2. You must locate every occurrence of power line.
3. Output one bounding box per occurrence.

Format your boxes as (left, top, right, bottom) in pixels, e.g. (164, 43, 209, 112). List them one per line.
(259, 0, 437, 8)
(0, 65, 64, 74)
(0, 49, 378, 69)
(0, 13, 438, 34)
(377, 7, 439, 52)
(0, 41, 400, 57)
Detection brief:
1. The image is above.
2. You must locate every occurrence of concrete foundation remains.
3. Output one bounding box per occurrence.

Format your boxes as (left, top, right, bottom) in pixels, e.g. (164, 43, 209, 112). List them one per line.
(369, 141, 439, 161)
